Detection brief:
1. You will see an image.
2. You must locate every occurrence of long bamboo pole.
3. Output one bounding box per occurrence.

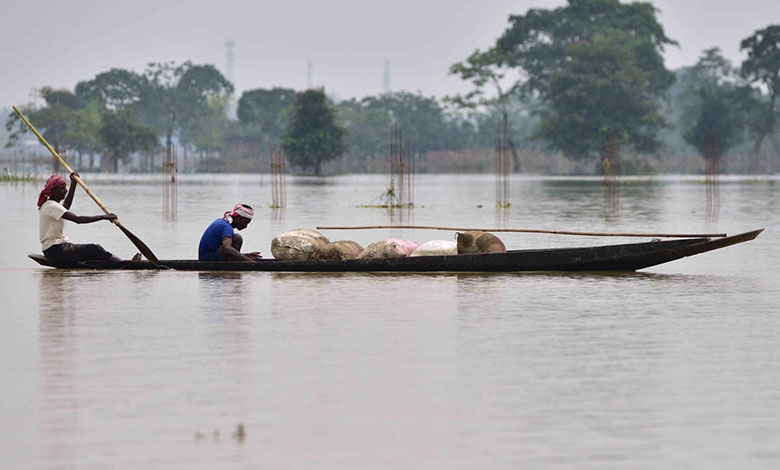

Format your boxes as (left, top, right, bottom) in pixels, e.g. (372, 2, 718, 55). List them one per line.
(14, 106, 161, 266)
(316, 225, 727, 238)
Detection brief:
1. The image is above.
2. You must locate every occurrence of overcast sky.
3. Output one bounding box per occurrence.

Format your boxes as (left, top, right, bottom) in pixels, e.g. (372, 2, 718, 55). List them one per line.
(1, 0, 778, 108)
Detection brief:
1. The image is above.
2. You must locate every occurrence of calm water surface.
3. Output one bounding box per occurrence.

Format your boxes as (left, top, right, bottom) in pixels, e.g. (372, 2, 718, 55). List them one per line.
(1, 174, 779, 469)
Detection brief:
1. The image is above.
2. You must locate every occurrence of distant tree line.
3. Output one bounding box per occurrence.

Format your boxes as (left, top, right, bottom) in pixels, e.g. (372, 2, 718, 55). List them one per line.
(4, 0, 779, 175)
(449, 0, 780, 174)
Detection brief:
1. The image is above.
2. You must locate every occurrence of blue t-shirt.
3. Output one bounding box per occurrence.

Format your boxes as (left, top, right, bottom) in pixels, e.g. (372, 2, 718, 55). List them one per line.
(198, 219, 234, 261)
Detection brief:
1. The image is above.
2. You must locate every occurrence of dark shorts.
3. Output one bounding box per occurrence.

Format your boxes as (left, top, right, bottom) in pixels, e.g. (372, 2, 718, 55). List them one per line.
(43, 242, 113, 262)
(199, 250, 223, 261)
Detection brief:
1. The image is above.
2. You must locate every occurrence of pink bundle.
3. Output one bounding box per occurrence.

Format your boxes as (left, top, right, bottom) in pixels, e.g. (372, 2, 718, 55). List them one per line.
(357, 238, 419, 259)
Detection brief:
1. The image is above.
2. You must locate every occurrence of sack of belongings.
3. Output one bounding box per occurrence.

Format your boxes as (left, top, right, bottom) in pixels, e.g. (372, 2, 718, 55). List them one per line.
(456, 231, 506, 254)
(271, 229, 330, 261)
(409, 240, 457, 257)
(312, 240, 364, 261)
(357, 238, 418, 259)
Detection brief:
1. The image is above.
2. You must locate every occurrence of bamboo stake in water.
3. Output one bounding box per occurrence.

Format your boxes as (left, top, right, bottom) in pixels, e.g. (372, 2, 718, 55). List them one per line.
(316, 225, 727, 238)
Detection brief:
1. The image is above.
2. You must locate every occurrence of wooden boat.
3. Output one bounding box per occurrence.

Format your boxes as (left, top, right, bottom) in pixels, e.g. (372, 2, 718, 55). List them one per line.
(28, 229, 763, 273)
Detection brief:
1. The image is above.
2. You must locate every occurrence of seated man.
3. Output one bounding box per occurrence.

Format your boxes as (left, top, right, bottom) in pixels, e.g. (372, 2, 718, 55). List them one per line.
(38, 173, 140, 262)
(198, 203, 261, 261)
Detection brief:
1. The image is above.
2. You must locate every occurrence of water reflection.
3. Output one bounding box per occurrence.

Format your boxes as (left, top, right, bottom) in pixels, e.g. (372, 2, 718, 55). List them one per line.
(196, 271, 253, 443)
(706, 179, 720, 223)
(270, 207, 286, 223)
(386, 206, 414, 226)
(290, 177, 335, 186)
(197, 271, 253, 317)
(37, 270, 79, 465)
(495, 206, 509, 227)
(196, 272, 255, 347)
(604, 183, 620, 222)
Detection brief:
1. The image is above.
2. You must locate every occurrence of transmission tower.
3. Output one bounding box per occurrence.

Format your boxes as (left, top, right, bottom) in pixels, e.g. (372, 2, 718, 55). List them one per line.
(225, 39, 236, 117)
(384, 60, 391, 94)
(224, 39, 235, 85)
(307, 59, 313, 89)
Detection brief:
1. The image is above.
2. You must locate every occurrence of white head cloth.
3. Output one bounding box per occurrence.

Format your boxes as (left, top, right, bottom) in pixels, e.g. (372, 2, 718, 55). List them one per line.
(223, 203, 254, 223)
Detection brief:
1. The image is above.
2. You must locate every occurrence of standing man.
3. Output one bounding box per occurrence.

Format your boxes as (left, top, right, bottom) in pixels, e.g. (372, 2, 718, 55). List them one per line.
(38, 173, 140, 262)
(198, 203, 261, 261)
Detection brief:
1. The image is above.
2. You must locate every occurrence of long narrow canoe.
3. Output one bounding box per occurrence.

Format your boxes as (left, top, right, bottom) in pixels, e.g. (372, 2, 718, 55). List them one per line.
(28, 229, 763, 273)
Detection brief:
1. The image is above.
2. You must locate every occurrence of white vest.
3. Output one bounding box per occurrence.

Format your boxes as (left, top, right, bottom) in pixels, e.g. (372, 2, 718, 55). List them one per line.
(39, 200, 69, 251)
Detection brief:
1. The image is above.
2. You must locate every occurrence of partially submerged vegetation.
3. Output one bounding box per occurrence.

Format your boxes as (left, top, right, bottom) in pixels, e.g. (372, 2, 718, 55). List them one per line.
(0, 168, 39, 182)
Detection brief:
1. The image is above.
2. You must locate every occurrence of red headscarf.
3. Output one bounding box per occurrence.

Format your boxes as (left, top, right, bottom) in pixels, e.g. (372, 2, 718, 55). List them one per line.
(37, 175, 66, 208)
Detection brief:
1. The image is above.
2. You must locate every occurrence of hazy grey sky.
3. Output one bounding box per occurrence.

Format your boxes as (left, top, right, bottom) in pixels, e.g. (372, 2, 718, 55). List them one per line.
(2, 0, 778, 108)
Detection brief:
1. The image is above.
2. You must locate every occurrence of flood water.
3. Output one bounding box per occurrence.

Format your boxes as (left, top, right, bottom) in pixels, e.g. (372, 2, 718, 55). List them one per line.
(1, 174, 779, 469)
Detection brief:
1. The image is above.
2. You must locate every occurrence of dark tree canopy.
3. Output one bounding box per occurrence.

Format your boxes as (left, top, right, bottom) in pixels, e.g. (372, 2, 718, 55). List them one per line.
(336, 99, 393, 160)
(75, 68, 146, 110)
(497, 0, 676, 94)
(679, 48, 745, 160)
(176, 64, 234, 101)
(99, 109, 158, 172)
(361, 92, 463, 153)
(740, 24, 780, 166)
(282, 88, 347, 175)
(490, 0, 676, 159)
(336, 92, 494, 165)
(682, 89, 740, 160)
(74, 62, 234, 155)
(537, 30, 671, 159)
(236, 87, 296, 150)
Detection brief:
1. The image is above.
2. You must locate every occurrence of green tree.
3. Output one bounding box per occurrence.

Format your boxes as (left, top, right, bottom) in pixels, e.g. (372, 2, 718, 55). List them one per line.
(75, 68, 145, 110)
(282, 88, 347, 175)
(77, 62, 233, 157)
(361, 92, 462, 153)
(61, 101, 104, 170)
(187, 94, 231, 163)
(679, 48, 744, 163)
(682, 89, 740, 162)
(538, 30, 672, 160)
(174, 63, 234, 154)
(336, 98, 392, 164)
(332, 92, 472, 171)
(5, 88, 88, 174)
(236, 87, 296, 151)
(99, 109, 159, 172)
(493, 0, 676, 163)
(740, 25, 780, 170)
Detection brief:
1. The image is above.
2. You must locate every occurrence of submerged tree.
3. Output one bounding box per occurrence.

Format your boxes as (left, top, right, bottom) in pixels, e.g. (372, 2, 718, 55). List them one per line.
(740, 25, 780, 171)
(174, 63, 234, 153)
(491, 0, 677, 165)
(679, 48, 744, 166)
(236, 87, 296, 152)
(75, 62, 233, 157)
(282, 88, 347, 175)
(99, 109, 158, 172)
(361, 92, 465, 153)
(538, 30, 671, 163)
(336, 99, 392, 166)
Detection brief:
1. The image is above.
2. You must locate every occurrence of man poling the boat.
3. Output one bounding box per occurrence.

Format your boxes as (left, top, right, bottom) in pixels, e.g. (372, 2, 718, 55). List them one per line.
(198, 203, 262, 261)
(38, 173, 141, 263)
